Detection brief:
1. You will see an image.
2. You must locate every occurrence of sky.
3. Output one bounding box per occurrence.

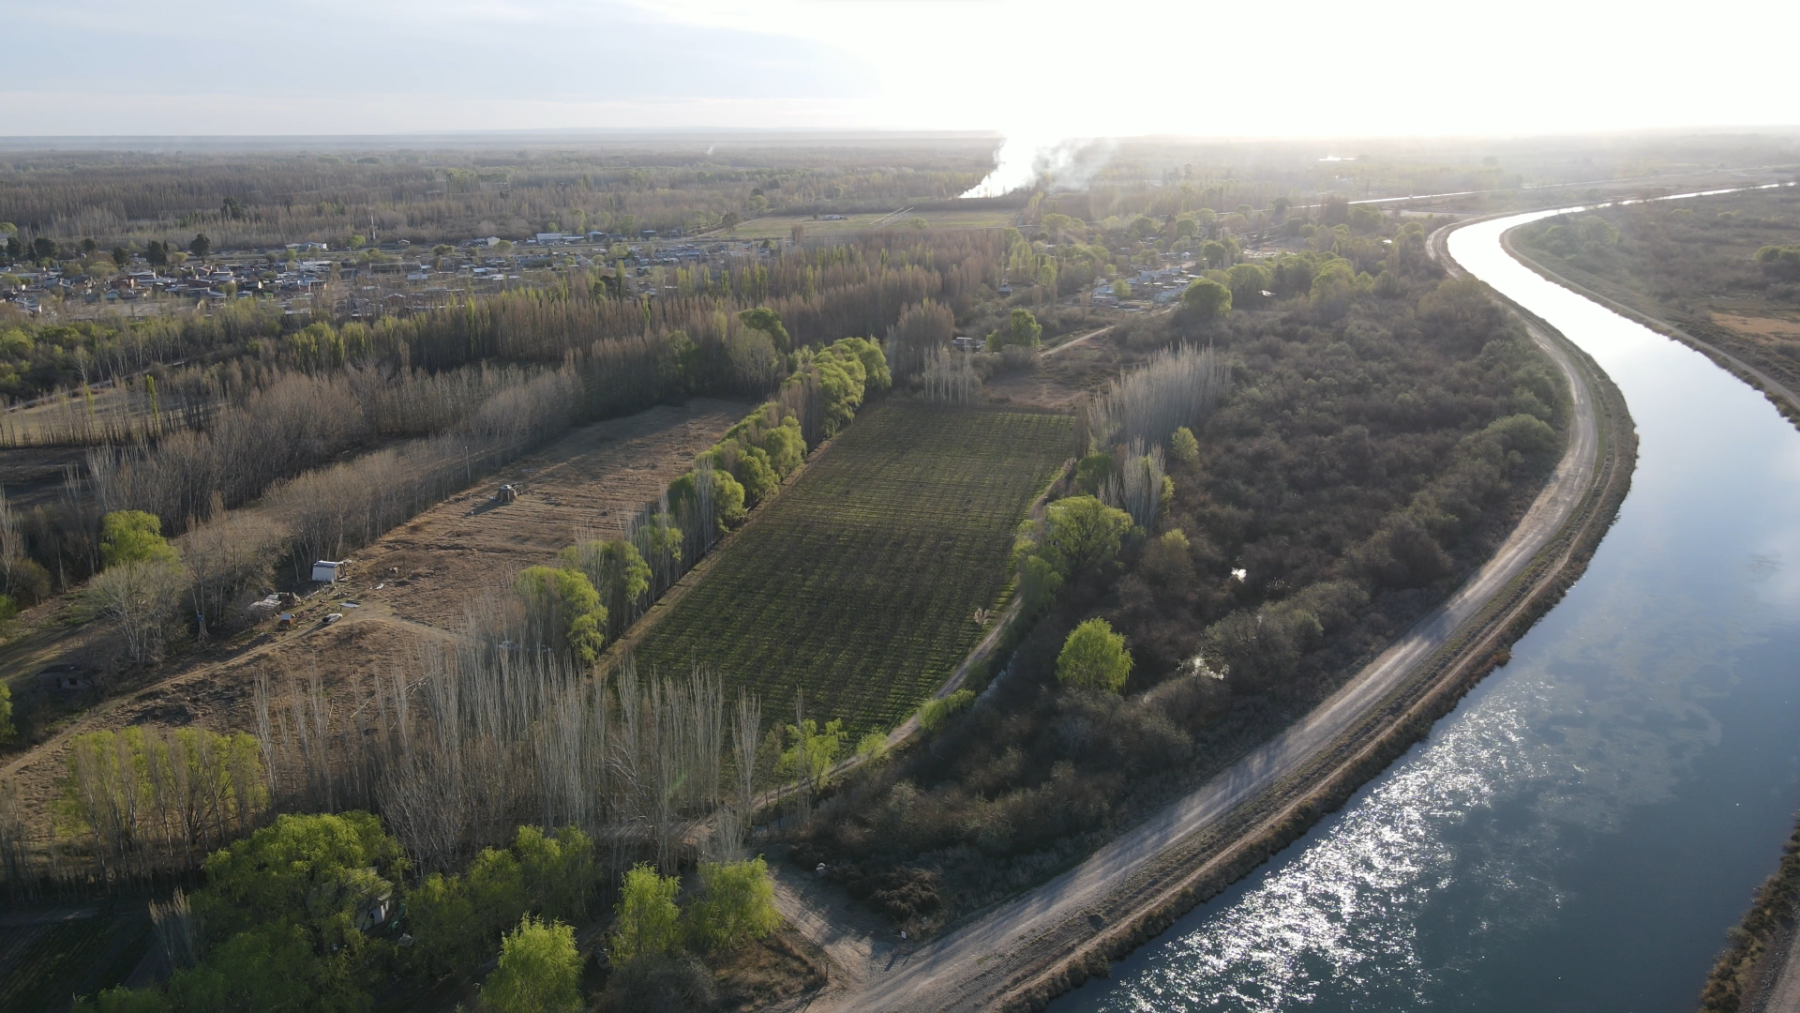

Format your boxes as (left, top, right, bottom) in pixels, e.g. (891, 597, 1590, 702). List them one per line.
(2, 0, 1796, 140)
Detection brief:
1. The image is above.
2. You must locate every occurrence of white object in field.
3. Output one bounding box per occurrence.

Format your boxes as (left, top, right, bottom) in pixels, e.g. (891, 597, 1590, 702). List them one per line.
(324, 613, 343, 625)
(1230, 568, 1247, 582)
(312, 560, 348, 583)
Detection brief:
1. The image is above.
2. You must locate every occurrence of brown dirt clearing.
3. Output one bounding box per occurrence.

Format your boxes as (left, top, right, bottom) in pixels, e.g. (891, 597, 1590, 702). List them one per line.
(1714, 312, 1800, 342)
(355, 397, 751, 631)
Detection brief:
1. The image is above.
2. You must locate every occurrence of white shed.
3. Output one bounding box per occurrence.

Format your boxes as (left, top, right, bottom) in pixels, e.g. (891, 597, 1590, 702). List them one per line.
(312, 560, 348, 583)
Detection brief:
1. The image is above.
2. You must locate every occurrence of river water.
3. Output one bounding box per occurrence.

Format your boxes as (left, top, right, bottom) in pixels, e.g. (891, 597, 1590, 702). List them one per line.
(1053, 199, 1800, 1013)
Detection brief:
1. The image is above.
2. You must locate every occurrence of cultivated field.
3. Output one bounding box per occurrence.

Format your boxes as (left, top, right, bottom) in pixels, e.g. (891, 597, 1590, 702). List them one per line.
(630, 400, 1072, 732)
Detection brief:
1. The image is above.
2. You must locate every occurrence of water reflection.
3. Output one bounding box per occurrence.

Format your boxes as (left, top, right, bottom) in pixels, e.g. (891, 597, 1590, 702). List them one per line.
(1055, 201, 1800, 1013)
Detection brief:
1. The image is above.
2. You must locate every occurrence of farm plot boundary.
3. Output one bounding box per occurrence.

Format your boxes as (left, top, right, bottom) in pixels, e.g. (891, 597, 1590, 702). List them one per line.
(631, 400, 1072, 732)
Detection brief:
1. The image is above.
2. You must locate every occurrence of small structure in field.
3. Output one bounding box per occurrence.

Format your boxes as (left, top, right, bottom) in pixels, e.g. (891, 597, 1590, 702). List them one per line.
(496, 484, 517, 504)
(37, 665, 92, 695)
(312, 560, 348, 583)
(277, 613, 295, 629)
(247, 593, 283, 622)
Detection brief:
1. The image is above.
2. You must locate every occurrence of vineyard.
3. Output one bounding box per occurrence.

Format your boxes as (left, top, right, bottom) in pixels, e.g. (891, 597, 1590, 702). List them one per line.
(633, 400, 1072, 731)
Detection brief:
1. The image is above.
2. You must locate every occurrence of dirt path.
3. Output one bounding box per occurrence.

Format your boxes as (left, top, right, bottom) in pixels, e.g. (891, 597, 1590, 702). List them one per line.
(1751, 915, 1800, 1013)
(1039, 326, 1111, 359)
(769, 222, 1611, 1012)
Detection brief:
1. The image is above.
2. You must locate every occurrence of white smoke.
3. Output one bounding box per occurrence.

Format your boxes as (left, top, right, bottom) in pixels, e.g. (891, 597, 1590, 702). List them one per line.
(960, 135, 1117, 198)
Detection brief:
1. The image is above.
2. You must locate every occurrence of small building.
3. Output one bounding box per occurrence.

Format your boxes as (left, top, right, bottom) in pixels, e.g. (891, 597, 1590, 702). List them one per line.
(496, 484, 517, 504)
(312, 560, 349, 583)
(37, 665, 92, 695)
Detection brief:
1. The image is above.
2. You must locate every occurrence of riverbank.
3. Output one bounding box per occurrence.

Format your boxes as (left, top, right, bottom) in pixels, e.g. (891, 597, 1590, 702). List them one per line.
(979, 225, 1637, 1012)
(1500, 219, 1800, 433)
(772, 218, 1637, 1013)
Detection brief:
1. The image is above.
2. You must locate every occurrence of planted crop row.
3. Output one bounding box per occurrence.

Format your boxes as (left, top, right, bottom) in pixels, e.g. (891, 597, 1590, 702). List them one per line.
(634, 401, 1071, 731)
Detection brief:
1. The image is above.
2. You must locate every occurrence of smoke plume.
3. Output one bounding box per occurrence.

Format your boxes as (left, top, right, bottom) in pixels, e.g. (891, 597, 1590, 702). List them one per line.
(961, 135, 1117, 198)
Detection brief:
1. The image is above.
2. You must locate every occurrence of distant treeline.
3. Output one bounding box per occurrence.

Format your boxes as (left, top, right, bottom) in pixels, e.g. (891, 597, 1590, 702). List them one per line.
(0, 229, 1000, 404)
(0, 146, 993, 249)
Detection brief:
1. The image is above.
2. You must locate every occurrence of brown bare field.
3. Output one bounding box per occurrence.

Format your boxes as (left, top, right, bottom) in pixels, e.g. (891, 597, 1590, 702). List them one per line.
(360, 396, 750, 630)
(1713, 312, 1800, 342)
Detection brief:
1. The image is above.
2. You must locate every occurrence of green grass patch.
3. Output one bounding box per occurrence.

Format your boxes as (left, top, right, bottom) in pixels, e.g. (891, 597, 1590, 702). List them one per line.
(634, 400, 1071, 731)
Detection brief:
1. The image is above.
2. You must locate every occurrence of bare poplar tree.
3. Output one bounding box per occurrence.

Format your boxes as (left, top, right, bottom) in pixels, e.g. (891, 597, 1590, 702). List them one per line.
(1084, 343, 1226, 451)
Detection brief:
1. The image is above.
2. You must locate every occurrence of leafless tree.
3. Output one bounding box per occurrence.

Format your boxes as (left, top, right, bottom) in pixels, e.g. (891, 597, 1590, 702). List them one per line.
(181, 496, 280, 639)
(1084, 343, 1226, 452)
(1102, 440, 1168, 528)
(87, 560, 184, 664)
(886, 299, 956, 382)
(921, 345, 979, 404)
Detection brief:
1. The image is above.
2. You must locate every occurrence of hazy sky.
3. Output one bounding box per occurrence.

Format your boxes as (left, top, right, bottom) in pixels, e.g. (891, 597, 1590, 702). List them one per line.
(4, 0, 1796, 139)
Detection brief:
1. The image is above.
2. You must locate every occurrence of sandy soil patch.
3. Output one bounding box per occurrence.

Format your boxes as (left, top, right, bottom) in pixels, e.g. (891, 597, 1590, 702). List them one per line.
(350, 397, 751, 631)
(1714, 312, 1800, 342)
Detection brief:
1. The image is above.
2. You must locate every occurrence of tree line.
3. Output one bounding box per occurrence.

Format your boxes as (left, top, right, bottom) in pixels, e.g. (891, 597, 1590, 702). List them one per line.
(0, 146, 994, 251)
(68, 807, 783, 1013)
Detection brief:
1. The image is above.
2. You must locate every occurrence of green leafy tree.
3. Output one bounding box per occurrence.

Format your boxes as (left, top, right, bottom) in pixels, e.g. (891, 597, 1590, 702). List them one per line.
(1017, 552, 1064, 615)
(188, 233, 211, 258)
(610, 863, 683, 966)
(1073, 452, 1113, 494)
(111, 246, 131, 268)
(726, 445, 779, 505)
(156, 812, 407, 1011)
(655, 330, 701, 394)
(919, 689, 975, 731)
(483, 915, 583, 1013)
(560, 539, 650, 635)
(1041, 496, 1133, 578)
(514, 567, 607, 664)
(1181, 278, 1232, 322)
(738, 307, 791, 353)
(1226, 263, 1272, 306)
(1171, 426, 1200, 465)
(1056, 618, 1133, 693)
(407, 871, 481, 974)
(513, 825, 600, 924)
(0, 681, 13, 746)
(985, 308, 1043, 351)
(196, 811, 405, 941)
(100, 510, 178, 569)
(683, 857, 780, 953)
(760, 419, 805, 477)
(779, 717, 845, 785)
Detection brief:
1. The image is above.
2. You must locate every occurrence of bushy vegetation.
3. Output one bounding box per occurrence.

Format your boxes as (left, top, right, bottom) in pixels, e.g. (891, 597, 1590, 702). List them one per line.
(792, 235, 1571, 928)
(1515, 186, 1800, 426)
(634, 401, 1071, 732)
(70, 809, 783, 1012)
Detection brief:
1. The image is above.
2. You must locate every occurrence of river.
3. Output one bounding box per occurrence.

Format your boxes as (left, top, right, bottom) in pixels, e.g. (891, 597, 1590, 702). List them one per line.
(1052, 197, 1800, 1013)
